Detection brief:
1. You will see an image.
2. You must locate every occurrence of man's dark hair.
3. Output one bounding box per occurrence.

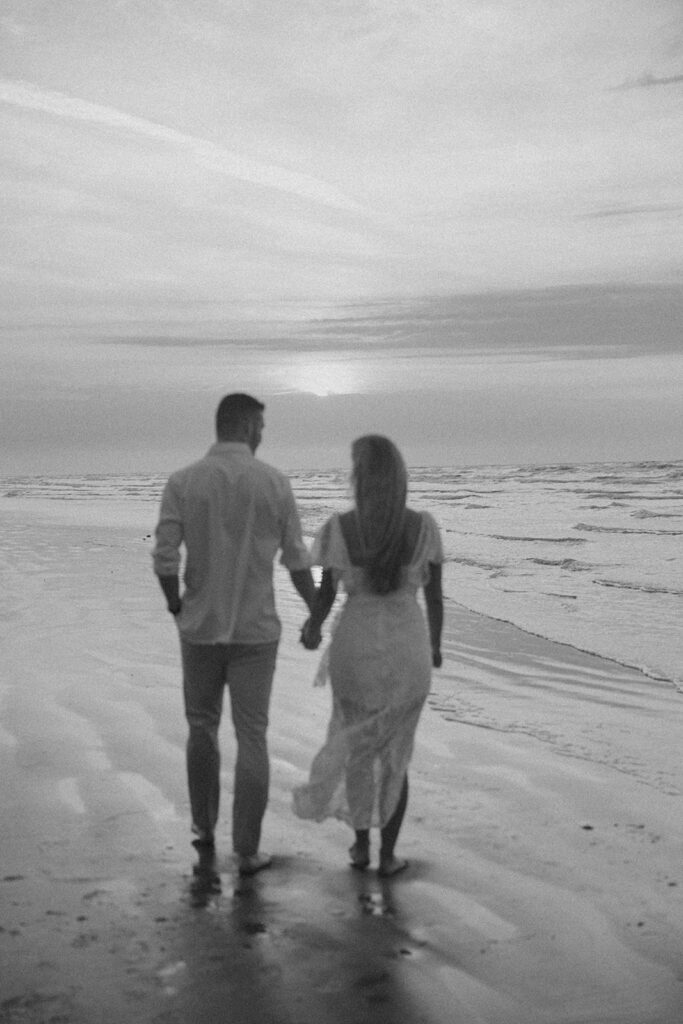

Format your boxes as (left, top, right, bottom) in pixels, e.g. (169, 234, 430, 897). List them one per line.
(215, 393, 265, 439)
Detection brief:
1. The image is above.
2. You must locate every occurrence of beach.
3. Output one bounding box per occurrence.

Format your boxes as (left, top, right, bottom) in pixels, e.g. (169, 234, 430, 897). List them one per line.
(1, 496, 682, 1024)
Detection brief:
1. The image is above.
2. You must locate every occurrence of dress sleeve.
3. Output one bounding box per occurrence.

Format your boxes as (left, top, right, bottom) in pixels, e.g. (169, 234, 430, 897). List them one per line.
(410, 511, 444, 584)
(311, 514, 347, 569)
(421, 511, 444, 564)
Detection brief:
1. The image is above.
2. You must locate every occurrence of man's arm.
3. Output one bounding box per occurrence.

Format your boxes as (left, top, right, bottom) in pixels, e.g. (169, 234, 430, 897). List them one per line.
(279, 477, 318, 613)
(152, 478, 183, 616)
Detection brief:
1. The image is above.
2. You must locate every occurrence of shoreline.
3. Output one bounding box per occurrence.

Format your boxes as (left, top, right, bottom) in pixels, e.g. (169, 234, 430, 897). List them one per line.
(444, 595, 680, 691)
(2, 492, 679, 689)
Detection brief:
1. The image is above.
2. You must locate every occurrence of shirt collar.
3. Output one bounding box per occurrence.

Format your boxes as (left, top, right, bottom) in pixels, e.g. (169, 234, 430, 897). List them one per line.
(207, 442, 252, 457)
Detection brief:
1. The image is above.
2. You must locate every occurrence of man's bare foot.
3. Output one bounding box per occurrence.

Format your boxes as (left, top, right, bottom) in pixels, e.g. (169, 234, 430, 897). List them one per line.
(349, 842, 370, 870)
(193, 843, 217, 874)
(237, 852, 273, 876)
(378, 855, 408, 878)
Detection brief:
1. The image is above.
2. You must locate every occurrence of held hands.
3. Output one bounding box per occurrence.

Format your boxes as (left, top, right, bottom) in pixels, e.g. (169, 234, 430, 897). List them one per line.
(300, 617, 322, 651)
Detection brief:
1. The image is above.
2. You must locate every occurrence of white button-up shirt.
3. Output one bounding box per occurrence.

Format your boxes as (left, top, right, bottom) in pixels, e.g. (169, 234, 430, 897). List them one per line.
(153, 443, 310, 645)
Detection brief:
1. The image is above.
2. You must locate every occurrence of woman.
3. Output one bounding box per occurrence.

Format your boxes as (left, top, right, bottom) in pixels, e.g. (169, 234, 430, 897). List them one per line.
(293, 435, 444, 877)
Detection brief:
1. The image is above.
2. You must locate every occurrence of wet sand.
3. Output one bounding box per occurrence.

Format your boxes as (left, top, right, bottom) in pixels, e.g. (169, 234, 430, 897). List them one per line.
(1, 497, 682, 1023)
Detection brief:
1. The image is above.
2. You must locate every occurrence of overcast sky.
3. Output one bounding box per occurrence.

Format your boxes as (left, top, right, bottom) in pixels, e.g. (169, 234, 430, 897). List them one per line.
(1, 0, 681, 473)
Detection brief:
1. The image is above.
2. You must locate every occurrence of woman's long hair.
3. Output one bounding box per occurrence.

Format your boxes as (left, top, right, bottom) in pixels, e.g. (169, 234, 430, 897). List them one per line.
(351, 435, 408, 594)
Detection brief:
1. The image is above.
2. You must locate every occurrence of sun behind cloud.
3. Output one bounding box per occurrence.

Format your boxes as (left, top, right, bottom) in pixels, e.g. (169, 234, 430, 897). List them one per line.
(285, 352, 368, 398)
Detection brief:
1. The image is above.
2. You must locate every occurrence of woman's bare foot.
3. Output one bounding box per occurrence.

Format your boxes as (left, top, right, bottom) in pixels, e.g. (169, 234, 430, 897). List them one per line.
(237, 852, 273, 876)
(378, 855, 408, 878)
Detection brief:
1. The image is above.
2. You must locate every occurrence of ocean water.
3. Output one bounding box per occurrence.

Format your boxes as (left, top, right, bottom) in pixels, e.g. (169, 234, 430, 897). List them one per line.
(292, 461, 683, 691)
(2, 460, 681, 689)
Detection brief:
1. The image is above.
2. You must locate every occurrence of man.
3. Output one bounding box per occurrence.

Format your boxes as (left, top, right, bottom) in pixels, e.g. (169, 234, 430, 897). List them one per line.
(153, 393, 316, 876)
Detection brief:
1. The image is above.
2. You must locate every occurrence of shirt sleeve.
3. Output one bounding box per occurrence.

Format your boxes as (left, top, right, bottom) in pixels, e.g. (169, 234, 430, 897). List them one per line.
(278, 479, 312, 571)
(152, 477, 184, 576)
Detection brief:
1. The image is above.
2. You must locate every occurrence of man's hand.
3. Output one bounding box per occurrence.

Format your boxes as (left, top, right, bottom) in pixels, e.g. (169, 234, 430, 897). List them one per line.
(157, 574, 181, 616)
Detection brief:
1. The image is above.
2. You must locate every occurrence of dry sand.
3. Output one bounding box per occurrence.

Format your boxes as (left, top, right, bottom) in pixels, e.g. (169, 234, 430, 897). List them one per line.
(0, 497, 681, 1024)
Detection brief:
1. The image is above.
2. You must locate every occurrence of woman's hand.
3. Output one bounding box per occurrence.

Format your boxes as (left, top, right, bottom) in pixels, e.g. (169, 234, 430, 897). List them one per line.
(300, 617, 322, 650)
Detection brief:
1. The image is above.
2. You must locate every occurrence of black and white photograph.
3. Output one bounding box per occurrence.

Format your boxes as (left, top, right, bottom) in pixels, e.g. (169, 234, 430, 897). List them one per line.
(1, 3, 681, 1022)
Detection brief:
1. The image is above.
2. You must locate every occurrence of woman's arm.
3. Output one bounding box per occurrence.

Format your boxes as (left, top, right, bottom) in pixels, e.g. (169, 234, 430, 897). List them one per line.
(289, 568, 317, 612)
(301, 569, 337, 649)
(424, 562, 443, 667)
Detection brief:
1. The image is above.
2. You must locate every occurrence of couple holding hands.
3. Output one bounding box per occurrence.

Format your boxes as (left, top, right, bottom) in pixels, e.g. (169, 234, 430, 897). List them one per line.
(153, 393, 443, 879)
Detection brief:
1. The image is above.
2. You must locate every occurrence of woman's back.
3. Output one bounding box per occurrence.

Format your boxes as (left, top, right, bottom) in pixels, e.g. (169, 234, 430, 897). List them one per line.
(329, 508, 433, 710)
(317, 508, 435, 606)
(338, 507, 423, 569)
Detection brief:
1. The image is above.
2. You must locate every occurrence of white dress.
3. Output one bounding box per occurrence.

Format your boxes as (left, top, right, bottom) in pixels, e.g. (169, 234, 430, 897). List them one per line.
(292, 511, 443, 829)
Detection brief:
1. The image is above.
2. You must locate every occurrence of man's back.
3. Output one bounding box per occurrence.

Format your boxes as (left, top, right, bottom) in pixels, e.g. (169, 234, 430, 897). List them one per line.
(153, 442, 309, 645)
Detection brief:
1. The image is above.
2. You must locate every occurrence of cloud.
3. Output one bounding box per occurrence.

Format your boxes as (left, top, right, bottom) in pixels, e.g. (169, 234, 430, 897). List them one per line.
(611, 71, 683, 90)
(0, 15, 28, 37)
(0, 78, 363, 213)
(86, 284, 683, 359)
(582, 204, 683, 219)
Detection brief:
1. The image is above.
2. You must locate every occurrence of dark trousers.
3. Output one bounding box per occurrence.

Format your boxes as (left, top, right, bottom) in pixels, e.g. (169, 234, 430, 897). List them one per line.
(181, 639, 278, 856)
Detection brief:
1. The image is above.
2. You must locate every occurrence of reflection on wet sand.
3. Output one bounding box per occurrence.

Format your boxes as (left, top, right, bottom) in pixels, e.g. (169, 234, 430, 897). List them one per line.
(175, 853, 436, 1024)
